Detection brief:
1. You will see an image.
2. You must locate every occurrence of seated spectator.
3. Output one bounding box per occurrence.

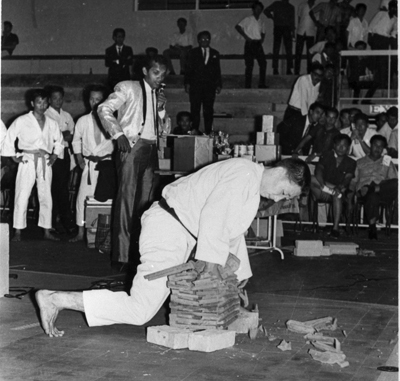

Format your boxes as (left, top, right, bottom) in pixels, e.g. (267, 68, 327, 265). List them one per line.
(348, 112, 376, 158)
(309, 0, 341, 42)
(387, 106, 398, 158)
(163, 18, 193, 75)
(351, 134, 398, 239)
(312, 42, 339, 69)
(1, 21, 19, 56)
(375, 112, 390, 140)
(317, 63, 337, 107)
(105, 28, 134, 89)
(70, 85, 114, 243)
(346, 3, 368, 48)
(172, 111, 202, 135)
(293, 106, 340, 161)
(338, 108, 351, 131)
(311, 134, 356, 238)
(341, 107, 361, 135)
(347, 40, 378, 105)
(309, 26, 337, 55)
(278, 101, 325, 155)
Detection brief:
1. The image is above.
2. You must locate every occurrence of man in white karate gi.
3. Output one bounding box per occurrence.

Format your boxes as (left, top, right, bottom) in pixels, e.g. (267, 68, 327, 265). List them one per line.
(36, 158, 310, 337)
(69, 85, 114, 242)
(3, 89, 64, 241)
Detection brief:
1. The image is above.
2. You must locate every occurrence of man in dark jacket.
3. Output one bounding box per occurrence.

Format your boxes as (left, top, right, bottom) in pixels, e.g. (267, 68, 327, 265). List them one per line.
(184, 31, 222, 135)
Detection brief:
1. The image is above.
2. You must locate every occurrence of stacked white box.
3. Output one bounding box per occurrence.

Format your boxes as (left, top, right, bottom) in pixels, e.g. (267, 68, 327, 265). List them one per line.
(262, 115, 274, 132)
(294, 240, 324, 257)
(256, 115, 281, 164)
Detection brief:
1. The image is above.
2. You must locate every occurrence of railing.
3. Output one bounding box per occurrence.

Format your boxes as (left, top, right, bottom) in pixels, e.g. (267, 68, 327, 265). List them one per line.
(338, 49, 398, 108)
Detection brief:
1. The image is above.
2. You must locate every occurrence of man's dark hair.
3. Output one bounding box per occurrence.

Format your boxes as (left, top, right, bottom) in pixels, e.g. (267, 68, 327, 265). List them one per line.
(274, 158, 311, 194)
(375, 112, 387, 122)
(113, 28, 125, 38)
(145, 47, 159, 56)
(4, 21, 13, 28)
(177, 17, 187, 25)
(326, 106, 339, 118)
(370, 134, 388, 148)
(176, 111, 192, 122)
(252, 1, 264, 10)
(354, 112, 369, 124)
(197, 30, 211, 41)
(84, 84, 109, 102)
(309, 101, 326, 113)
(333, 133, 351, 146)
(355, 3, 367, 12)
(144, 54, 168, 70)
(310, 61, 324, 73)
(355, 40, 367, 49)
(30, 88, 48, 103)
(387, 106, 398, 118)
(44, 85, 65, 97)
(340, 108, 350, 117)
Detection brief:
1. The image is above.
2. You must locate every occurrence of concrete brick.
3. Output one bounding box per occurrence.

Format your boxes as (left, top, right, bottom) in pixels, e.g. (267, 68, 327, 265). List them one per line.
(147, 325, 191, 349)
(262, 115, 274, 132)
(0, 223, 9, 297)
(228, 309, 259, 334)
(188, 330, 236, 352)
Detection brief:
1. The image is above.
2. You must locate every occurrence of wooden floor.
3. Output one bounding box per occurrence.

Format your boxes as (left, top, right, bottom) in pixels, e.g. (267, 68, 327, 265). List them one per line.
(0, 221, 398, 381)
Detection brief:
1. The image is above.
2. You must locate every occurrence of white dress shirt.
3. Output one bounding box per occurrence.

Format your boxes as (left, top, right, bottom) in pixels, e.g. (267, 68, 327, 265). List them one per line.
(238, 15, 266, 40)
(309, 40, 327, 54)
(347, 17, 369, 47)
(288, 74, 320, 116)
(170, 30, 193, 47)
(297, 1, 316, 36)
(350, 128, 376, 159)
(369, 11, 397, 37)
(376, 123, 393, 142)
(140, 81, 161, 141)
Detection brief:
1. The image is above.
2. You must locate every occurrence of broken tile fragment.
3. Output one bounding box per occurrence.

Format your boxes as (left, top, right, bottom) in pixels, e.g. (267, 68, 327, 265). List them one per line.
(277, 340, 291, 351)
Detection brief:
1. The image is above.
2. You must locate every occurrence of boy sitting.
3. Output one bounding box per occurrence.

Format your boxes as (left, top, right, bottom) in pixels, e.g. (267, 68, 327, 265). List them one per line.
(348, 112, 376, 159)
(339, 108, 351, 132)
(310, 134, 356, 238)
(172, 111, 201, 135)
(2, 89, 64, 241)
(293, 107, 340, 162)
(70, 85, 114, 242)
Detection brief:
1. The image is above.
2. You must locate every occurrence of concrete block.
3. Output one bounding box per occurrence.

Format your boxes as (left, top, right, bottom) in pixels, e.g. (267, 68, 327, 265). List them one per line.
(147, 325, 191, 349)
(0, 223, 9, 297)
(159, 159, 171, 170)
(262, 115, 274, 132)
(294, 240, 323, 257)
(294, 248, 321, 257)
(255, 144, 278, 163)
(228, 309, 259, 334)
(321, 247, 331, 256)
(325, 242, 359, 255)
(256, 132, 266, 145)
(266, 133, 279, 145)
(188, 330, 236, 352)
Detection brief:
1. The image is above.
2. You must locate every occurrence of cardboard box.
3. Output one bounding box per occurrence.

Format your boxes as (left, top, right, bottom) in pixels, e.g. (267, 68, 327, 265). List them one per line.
(159, 158, 171, 170)
(173, 136, 214, 172)
(255, 145, 280, 164)
(262, 115, 274, 132)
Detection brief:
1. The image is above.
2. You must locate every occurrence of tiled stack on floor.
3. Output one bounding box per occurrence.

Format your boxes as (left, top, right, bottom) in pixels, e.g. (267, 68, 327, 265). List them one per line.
(168, 268, 240, 330)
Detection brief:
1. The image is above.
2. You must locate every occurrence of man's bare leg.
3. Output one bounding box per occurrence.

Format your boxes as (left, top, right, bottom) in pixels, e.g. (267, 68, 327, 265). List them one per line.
(11, 229, 22, 242)
(69, 226, 84, 242)
(43, 228, 60, 241)
(36, 290, 84, 337)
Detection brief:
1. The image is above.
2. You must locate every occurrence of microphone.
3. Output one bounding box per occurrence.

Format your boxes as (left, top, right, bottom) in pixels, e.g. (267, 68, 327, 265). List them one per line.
(158, 83, 166, 95)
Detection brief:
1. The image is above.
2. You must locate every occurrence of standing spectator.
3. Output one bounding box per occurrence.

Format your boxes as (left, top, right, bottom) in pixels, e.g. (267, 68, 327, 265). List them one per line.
(184, 31, 222, 135)
(338, 0, 355, 46)
(309, 26, 337, 55)
(346, 3, 368, 48)
(309, 0, 342, 42)
(352, 135, 398, 240)
(387, 107, 398, 158)
(163, 18, 193, 75)
(235, 1, 267, 88)
(318, 63, 337, 107)
(348, 112, 376, 158)
(294, 0, 317, 75)
(105, 28, 134, 89)
(70, 85, 114, 243)
(312, 42, 339, 68)
(44, 85, 76, 234)
(347, 40, 378, 104)
(97, 55, 168, 268)
(264, 0, 295, 75)
(1, 21, 19, 56)
(2, 89, 64, 241)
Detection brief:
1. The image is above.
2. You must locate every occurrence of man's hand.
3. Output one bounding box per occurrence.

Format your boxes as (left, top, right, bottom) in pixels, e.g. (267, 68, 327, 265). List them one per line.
(62, 130, 73, 142)
(157, 91, 167, 111)
(77, 158, 85, 170)
(116, 135, 131, 153)
(12, 156, 24, 164)
(48, 154, 58, 166)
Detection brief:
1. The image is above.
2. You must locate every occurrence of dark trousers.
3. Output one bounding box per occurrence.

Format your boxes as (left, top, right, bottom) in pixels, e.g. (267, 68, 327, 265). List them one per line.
(369, 34, 391, 88)
(273, 26, 293, 72)
(189, 86, 216, 134)
(51, 148, 74, 229)
(349, 80, 379, 103)
(244, 40, 267, 88)
(363, 179, 398, 222)
(294, 34, 314, 75)
(112, 139, 159, 264)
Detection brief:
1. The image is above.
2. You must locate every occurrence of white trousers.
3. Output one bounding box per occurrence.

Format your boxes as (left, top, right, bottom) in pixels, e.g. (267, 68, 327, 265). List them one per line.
(75, 160, 99, 226)
(83, 202, 195, 326)
(13, 159, 53, 230)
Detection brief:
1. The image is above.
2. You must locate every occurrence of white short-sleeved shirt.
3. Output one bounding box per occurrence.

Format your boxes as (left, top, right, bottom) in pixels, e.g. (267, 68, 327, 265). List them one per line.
(369, 11, 397, 37)
(288, 74, 320, 116)
(297, 1, 317, 37)
(238, 15, 266, 40)
(376, 123, 393, 142)
(347, 17, 369, 47)
(388, 125, 398, 150)
(350, 128, 376, 159)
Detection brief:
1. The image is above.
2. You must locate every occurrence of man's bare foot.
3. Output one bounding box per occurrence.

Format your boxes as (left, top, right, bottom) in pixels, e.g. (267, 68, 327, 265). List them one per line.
(69, 227, 84, 242)
(43, 230, 60, 241)
(36, 290, 65, 338)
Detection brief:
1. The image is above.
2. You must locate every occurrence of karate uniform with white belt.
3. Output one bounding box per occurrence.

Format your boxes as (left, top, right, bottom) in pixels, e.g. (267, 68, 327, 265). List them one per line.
(83, 158, 263, 327)
(72, 112, 114, 226)
(2, 112, 64, 229)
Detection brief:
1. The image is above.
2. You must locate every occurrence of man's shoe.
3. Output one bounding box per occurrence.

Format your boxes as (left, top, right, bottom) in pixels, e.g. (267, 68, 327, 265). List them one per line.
(368, 225, 378, 240)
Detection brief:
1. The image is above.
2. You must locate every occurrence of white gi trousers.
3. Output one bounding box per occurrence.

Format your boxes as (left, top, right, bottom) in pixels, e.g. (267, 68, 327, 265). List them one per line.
(13, 158, 53, 229)
(83, 202, 195, 326)
(75, 159, 99, 227)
